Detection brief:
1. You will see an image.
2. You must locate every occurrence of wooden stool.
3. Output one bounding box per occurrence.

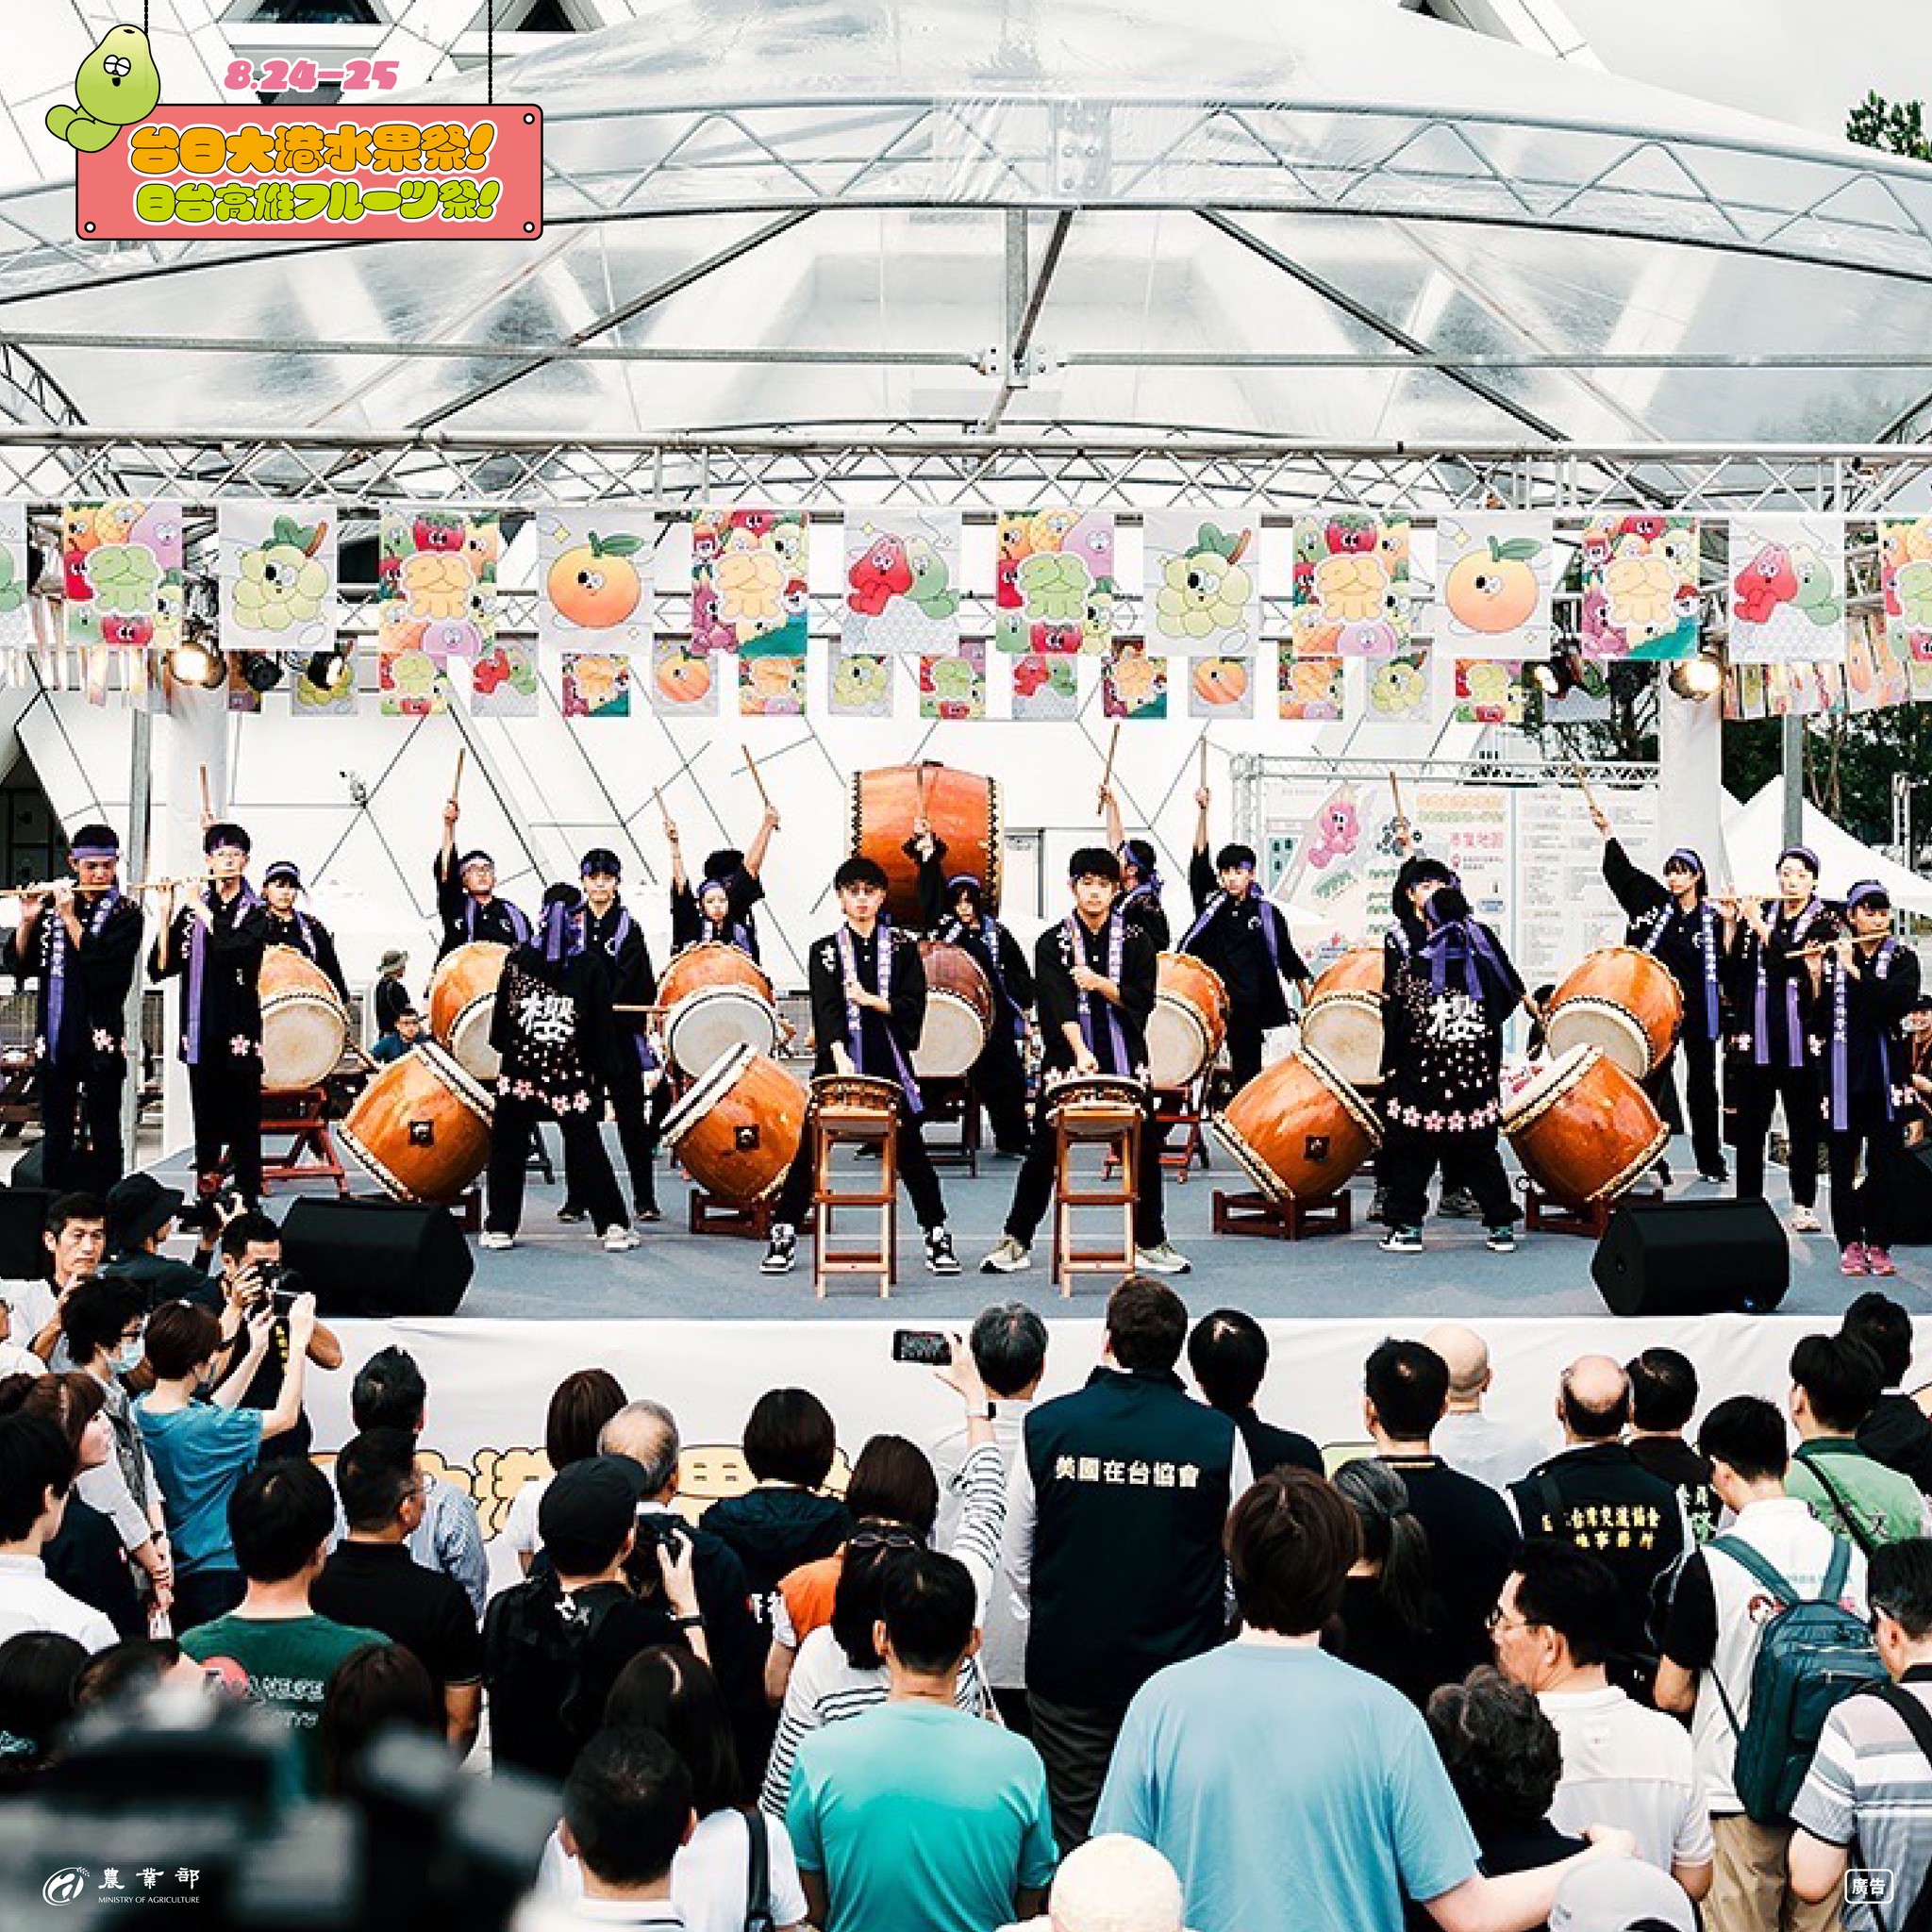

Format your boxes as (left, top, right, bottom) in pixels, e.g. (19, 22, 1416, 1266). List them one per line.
(1212, 1187, 1353, 1241)
(1520, 1179, 1664, 1238)
(1051, 1102, 1139, 1297)
(1107, 1076, 1210, 1184)
(259, 1087, 349, 1196)
(690, 1190, 774, 1240)
(812, 1101, 899, 1298)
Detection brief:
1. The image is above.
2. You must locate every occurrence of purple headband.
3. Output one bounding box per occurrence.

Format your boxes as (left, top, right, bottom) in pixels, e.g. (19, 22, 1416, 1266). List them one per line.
(1663, 848, 1705, 876)
(1847, 879, 1890, 910)
(1776, 844, 1821, 876)
(70, 845, 118, 861)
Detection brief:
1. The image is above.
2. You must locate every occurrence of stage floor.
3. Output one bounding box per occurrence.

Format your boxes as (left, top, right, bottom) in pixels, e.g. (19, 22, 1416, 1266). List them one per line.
(135, 1129, 1927, 1325)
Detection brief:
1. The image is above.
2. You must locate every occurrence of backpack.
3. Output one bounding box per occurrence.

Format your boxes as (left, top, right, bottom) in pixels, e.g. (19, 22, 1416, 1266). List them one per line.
(1707, 1535, 1885, 1824)
(738, 1805, 773, 1932)
(483, 1576, 625, 1752)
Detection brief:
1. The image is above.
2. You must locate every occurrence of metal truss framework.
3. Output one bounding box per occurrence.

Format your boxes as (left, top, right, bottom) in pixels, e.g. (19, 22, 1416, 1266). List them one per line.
(0, 429, 1927, 517)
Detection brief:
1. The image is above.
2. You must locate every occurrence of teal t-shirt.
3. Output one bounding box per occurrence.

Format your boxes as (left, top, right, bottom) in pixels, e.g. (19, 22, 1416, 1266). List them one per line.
(1094, 1642, 1479, 1932)
(180, 1613, 389, 1794)
(1790, 1440, 1931, 1548)
(787, 1702, 1057, 1932)
(134, 1399, 263, 1575)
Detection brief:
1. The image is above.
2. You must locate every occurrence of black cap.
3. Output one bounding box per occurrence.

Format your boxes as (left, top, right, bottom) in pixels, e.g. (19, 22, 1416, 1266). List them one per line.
(539, 1456, 644, 1574)
(203, 822, 251, 856)
(106, 1172, 186, 1252)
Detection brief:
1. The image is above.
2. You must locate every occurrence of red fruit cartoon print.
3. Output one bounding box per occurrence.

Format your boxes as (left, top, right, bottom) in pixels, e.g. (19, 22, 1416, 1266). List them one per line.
(846, 536, 913, 616)
(1733, 543, 1798, 626)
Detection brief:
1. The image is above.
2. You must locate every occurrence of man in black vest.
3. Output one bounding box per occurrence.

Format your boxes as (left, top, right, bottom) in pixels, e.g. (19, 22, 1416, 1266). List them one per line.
(1005, 1275, 1251, 1855)
(1508, 1357, 1688, 1662)
(1181, 783, 1309, 1090)
(433, 796, 532, 960)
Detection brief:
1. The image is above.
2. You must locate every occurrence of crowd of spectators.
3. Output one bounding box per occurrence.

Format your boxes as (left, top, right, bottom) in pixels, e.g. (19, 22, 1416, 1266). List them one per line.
(2, 1183, 1932, 1931)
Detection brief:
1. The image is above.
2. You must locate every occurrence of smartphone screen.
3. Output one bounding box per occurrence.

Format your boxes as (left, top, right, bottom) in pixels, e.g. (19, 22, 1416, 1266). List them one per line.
(891, 1329, 951, 1367)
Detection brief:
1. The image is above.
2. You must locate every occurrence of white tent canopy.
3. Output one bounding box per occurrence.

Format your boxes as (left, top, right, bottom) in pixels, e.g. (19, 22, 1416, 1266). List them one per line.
(1723, 781, 1932, 918)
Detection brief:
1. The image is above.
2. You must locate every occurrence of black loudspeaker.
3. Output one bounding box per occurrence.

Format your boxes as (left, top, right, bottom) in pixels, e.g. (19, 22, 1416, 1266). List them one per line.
(0, 1186, 51, 1279)
(277, 1197, 474, 1319)
(1591, 1196, 1789, 1317)
(1892, 1145, 1932, 1246)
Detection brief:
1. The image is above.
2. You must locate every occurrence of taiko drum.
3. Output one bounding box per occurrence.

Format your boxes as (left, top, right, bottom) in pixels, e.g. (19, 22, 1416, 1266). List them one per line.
(1145, 953, 1228, 1091)
(661, 1045, 808, 1205)
(913, 941, 995, 1079)
(1209, 1048, 1381, 1204)
(258, 948, 348, 1092)
(850, 763, 1002, 927)
(428, 941, 510, 1082)
(1502, 1043, 1669, 1207)
(1544, 946, 1684, 1081)
(339, 1041, 494, 1204)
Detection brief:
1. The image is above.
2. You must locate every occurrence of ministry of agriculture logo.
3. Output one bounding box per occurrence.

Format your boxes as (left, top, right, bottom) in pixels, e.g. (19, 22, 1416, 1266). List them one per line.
(43, 1867, 89, 1906)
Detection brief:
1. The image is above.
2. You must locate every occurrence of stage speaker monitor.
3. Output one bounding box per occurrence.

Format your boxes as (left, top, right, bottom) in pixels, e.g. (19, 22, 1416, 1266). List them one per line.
(0, 1185, 52, 1280)
(277, 1197, 474, 1319)
(1591, 1196, 1789, 1318)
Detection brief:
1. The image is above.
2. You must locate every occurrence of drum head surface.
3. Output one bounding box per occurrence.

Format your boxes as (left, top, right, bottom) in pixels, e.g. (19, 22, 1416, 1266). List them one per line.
(1145, 999, 1211, 1091)
(1302, 995, 1384, 1088)
(1501, 1043, 1600, 1131)
(1544, 1001, 1650, 1082)
(449, 1002, 501, 1081)
(261, 996, 346, 1091)
(665, 989, 778, 1077)
(912, 992, 989, 1079)
(661, 1042, 756, 1142)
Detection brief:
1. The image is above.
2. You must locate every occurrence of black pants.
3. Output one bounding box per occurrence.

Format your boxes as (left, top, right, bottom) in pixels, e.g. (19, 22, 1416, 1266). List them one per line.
(774, 1115, 947, 1232)
(1228, 1011, 1268, 1091)
(1028, 1694, 1125, 1857)
(1651, 1026, 1724, 1178)
(1734, 1059, 1821, 1208)
(189, 1057, 263, 1202)
(1381, 1123, 1516, 1230)
(972, 1028, 1031, 1155)
(40, 1052, 126, 1193)
(172, 1566, 245, 1634)
(1831, 1114, 1905, 1249)
(488, 1092, 625, 1236)
(1005, 1088, 1165, 1248)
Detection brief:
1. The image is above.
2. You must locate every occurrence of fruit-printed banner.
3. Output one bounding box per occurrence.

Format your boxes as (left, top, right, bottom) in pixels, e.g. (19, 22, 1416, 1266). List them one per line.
(538, 508, 653, 659)
(1145, 512, 1258, 658)
(1359, 648, 1430, 727)
(995, 508, 1120, 656)
(920, 641, 985, 722)
(561, 654, 631, 720)
(1452, 658, 1528, 727)
(292, 652, 357, 719)
(1009, 653, 1079, 722)
(1188, 655, 1253, 720)
(1727, 514, 1845, 664)
(377, 508, 498, 658)
(218, 500, 337, 655)
(828, 649, 893, 720)
(1879, 519, 1932, 676)
(1102, 645, 1167, 721)
(651, 638, 720, 717)
(0, 502, 29, 652)
(1433, 514, 1553, 661)
(62, 500, 183, 652)
(741, 650, 808, 717)
(1291, 511, 1411, 658)
(1537, 647, 1615, 724)
(691, 508, 808, 657)
(1278, 647, 1347, 724)
(1579, 514, 1700, 661)
(841, 508, 962, 657)
(379, 636, 450, 716)
(468, 641, 540, 719)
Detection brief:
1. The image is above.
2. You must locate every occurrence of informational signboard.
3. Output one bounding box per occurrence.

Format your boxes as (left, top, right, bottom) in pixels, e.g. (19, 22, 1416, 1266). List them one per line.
(1513, 784, 1659, 991)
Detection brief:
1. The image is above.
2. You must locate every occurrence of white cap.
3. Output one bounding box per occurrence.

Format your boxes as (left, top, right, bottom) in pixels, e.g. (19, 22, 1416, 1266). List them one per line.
(1550, 1862, 1695, 1932)
(1048, 1836, 1186, 1932)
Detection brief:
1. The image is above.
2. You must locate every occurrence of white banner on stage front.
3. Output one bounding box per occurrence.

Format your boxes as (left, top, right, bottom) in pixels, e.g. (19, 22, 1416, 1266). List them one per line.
(308, 1312, 1838, 1595)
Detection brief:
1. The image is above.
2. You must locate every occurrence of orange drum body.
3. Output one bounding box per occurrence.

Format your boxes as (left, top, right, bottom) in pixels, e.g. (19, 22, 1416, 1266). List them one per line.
(913, 942, 994, 1079)
(339, 1041, 494, 1203)
(428, 941, 509, 1082)
(1209, 1048, 1380, 1204)
(1302, 947, 1386, 1090)
(850, 763, 1002, 927)
(258, 949, 348, 1091)
(661, 1045, 807, 1205)
(1544, 946, 1683, 1080)
(1146, 953, 1228, 1091)
(658, 942, 778, 1076)
(1502, 1044, 1668, 1207)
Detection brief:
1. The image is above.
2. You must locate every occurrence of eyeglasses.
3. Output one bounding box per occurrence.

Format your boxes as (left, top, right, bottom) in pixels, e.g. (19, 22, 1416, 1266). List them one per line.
(849, 1527, 920, 1553)
(1486, 1606, 1541, 1635)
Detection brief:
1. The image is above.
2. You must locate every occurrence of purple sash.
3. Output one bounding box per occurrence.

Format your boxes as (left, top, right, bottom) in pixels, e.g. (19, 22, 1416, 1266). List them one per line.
(1421, 918, 1507, 1002)
(1063, 911, 1130, 1071)
(467, 893, 532, 945)
(44, 888, 124, 1058)
(1182, 887, 1284, 975)
(1639, 897, 1722, 1040)
(1829, 940, 1898, 1131)
(1755, 899, 1822, 1069)
(185, 879, 259, 1064)
(838, 918, 922, 1118)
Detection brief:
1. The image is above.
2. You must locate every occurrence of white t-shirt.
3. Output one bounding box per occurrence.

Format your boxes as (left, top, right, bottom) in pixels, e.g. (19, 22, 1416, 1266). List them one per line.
(0, 1553, 116, 1651)
(0, 1280, 56, 1355)
(1541, 1684, 1714, 1874)
(0, 1341, 42, 1380)
(538, 1807, 808, 1932)
(506, 1475, 551, 1558)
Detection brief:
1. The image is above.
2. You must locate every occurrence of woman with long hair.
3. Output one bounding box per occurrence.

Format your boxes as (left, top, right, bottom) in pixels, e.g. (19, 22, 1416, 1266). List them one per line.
(1331, 1458, 1446, 1707)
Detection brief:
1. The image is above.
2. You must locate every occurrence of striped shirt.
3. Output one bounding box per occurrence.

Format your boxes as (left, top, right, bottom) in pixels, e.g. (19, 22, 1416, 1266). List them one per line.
(1790, 1675, 1932, 1932)
(759, 1441, 1008, 1818)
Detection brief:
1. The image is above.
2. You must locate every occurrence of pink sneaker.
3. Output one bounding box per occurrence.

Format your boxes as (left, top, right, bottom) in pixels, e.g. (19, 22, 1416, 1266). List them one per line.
(1840, 1242, 1869, 1276)
(1867, 1246, 1898, 1278)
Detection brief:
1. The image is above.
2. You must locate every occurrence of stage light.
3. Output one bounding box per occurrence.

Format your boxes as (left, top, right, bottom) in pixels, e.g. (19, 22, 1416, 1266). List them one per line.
(1531, 661, 1563, 697)
(169, 637, 226, 690)
(1668, 651, 1724, 702)
(241, 651, 285, 692)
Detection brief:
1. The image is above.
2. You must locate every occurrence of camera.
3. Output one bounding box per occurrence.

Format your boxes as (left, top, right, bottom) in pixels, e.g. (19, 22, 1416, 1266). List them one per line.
(246, 1262, 304, 1317)
(622, 1510, 692, 1601)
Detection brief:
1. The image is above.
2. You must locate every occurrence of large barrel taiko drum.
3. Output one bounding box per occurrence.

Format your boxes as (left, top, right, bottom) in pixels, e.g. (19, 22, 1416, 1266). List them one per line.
(258, 948, 349, 1092)
(1502, 1043, 1668, 1208)
(1145, 953, 1228, 1091)
(658, 941, 779, 1077)
(661, 1044, 808, 1205)
(1543, 946, 1683, 1081)
(428, 941, 510, 1082)
(912, 941, 995, 1079)
(850, 763, 1002, 927)
(1300, 947, 1386, 1091)
(339, 1041, 494, 1204)
(1208, 1048, 1380, 1204)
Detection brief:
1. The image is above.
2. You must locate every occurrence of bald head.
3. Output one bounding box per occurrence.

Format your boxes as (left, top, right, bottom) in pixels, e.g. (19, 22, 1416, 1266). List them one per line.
(1558, 1356, 1631, 1442)
(1048, 1835, 1185, 1932)
(599, 1399, 680, 1498)
(1424, 1324, 1491, 1406)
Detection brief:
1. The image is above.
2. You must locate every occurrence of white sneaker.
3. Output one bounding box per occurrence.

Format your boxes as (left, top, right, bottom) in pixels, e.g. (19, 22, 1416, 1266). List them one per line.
(1790, 1205, 1823, 1234)
(761, 1223, 798, 1274)
(980, 1236, 1032, 1274)
(924, 1227, 961, 1275)
(480, 1230, 515, 1251)
(1134, 1241, 1192, 1275)
(602, 1226, 640, 1253)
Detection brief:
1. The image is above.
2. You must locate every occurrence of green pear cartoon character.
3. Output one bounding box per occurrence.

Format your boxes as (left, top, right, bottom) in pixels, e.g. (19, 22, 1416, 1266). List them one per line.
(46, 25, 161, 155)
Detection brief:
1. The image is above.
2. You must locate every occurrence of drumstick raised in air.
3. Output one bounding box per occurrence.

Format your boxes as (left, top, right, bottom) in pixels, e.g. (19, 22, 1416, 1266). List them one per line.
(1197, 732, 1209, 791)
(1097, 723, 1121, 811)
(1568, 758, 1601, 816)
(1388, 770, 1406, 825)
(452, 748, 467, 803)
(198, 765, 212, 822)
(742, 746, 774, 813)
